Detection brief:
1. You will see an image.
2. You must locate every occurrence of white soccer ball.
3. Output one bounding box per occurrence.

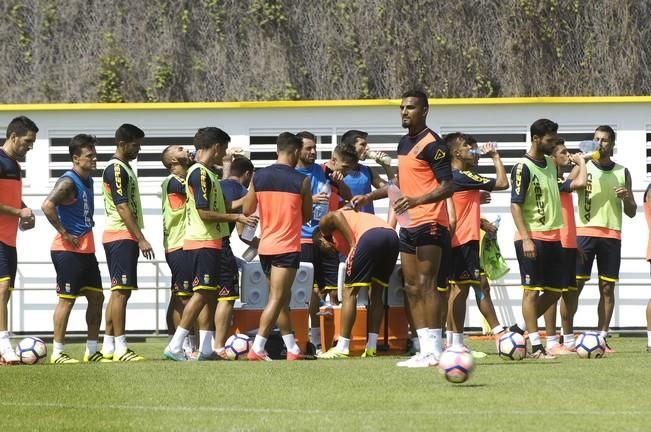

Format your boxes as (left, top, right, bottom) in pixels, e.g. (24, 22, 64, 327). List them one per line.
(224, 333, 251, 360)
(438, 348, 475, 383)
(575, 332, 606, 359)
(15, 337, 47, 365)
(497, 331, 527, 361)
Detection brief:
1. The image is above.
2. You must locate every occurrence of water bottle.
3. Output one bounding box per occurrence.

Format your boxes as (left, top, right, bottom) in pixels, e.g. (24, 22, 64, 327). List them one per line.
(241, 245, 258, 262)
(469, 142, 498, 156)
(486, 215, 500, 240)
(312, 182, 331, 220)
(241, 209, 258, 241)
(578, 140, 600, 161)
(367, 151, 392, 165)
(387, 180, 411, 226)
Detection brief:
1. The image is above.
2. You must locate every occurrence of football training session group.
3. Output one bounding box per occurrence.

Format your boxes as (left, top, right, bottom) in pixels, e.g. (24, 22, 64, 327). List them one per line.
(1, 91, 651, 430)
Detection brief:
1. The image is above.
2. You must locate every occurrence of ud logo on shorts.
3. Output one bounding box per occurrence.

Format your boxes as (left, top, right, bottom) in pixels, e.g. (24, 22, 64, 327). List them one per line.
(203, 274, 210, 284)
(64, 283, 71, 293)
(183, 281, 190, 290)
(525, 274, 531, 285)
(474, 269, 480, 280)
(121, 274, 128, 285)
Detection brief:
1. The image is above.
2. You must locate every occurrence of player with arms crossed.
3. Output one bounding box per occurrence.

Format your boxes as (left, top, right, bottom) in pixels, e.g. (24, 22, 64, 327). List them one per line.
(570, 126, 636, 352)
(101, 124, 154, 362)
(42, 134, 108, 363)
(164, 128, 257, 361)
(352, 90, 455, 367)
(243, 132, 314, 361)
(445, 133, 508, 349)
(314, 208, 399, 358)
(0, 116, 37, 364)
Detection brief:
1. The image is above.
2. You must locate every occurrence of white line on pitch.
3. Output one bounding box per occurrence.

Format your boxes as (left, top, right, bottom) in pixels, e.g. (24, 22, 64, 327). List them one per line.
(0, 401, 648, 416)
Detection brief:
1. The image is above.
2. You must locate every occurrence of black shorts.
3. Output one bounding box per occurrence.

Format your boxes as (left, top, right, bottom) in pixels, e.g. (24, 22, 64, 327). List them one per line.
(345, 228, 399, 288)
(103, 240, 139, 290)
(576, 236, 621, 282)
(0, 242, 17, 290)
(217, 244, 240, 301)
(51, 251, 103, 298)
(165, 250, 192, 297)
(185, 248, 220, 291)
(450, 240, 483, 285)
(300, 243, 340, 291)
(400, 223, 451, 290)
(260, 252, 301, 278)
(562, 247, 577, 291)
(514, 239, 565, 292)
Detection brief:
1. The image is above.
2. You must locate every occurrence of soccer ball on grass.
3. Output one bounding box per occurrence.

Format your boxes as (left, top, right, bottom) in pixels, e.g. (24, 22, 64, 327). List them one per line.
(438, 348, 475, 383)
(15, 337, 47, 364)
(497, 331, 527, 361)
(575, 332, 606, 359)
(224, 333, 251, 360)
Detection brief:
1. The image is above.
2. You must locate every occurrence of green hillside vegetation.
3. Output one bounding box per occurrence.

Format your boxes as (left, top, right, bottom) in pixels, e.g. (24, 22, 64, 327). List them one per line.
(1, 0, 650, 103)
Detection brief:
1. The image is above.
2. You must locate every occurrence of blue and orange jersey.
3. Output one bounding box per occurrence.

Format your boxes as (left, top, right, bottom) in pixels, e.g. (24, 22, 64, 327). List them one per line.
(254, 164, 306, 255)
(397, 128, 452, 228)
(296, 163, 341, 243)
(343, 164, 374, 214)
(51, 170, 96, 253)
(0, 148, 22, 247)
(451, 170, 496, 247)
(331, 209, 392, 256)
(220, 178, 248, 244)
(558, 177, 577, 249)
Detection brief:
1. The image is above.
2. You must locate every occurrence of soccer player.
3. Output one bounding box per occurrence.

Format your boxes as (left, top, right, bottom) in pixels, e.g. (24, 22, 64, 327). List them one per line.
(161, 144, 193, 351)
(164, 128, 257, 361)
(41, 134, 108, 363)
(541, 138, 587, 355)
(101, 123, 154, 362)
(340, 129, 394, 214)
(352, 90, 455, 367)
(314, 209, 399, 358)
(215, 156, 255, 357)
(243, 132, 313, 361)
(445, 133, 508, 349)
(0, 116, 37, 364)
(572, 125, 636, 351)
(295, 131, 352, 352)
(644, 183, 651, 353)
(510, 119, 564, 359)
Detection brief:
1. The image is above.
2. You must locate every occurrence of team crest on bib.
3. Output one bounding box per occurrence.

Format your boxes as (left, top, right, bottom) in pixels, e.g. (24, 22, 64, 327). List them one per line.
(434, 149, 446, 161)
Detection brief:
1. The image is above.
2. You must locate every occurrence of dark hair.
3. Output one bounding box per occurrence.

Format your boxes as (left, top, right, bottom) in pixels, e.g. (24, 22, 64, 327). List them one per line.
(115, 123, 145, 143)
(193, 127, 231, 150)
(530, 119, 558, 138)
(401, 89, 429, 108)
(161, 144, 175, 170)
(277, 132, 302, 153)
(595, 125, 616, 143)
(69, 134, 97, 160)
(333, 144, 358, 165)
(296, 131, 317, 143)
(6, 116, 38, 138)
(230, 156, 254, 177)
(443, 132, 469, 152)
(341, 130, 368, 149)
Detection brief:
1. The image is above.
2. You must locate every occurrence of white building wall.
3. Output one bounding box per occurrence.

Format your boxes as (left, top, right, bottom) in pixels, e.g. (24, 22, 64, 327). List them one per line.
(1, 97, 650, 334)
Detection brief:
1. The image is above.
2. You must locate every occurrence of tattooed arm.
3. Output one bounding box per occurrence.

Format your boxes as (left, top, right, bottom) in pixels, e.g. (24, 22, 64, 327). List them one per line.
(41, 177, 79, 248)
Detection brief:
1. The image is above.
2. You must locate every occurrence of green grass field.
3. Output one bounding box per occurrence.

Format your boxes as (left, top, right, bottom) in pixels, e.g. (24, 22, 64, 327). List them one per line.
(1, 337, 650, 431)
